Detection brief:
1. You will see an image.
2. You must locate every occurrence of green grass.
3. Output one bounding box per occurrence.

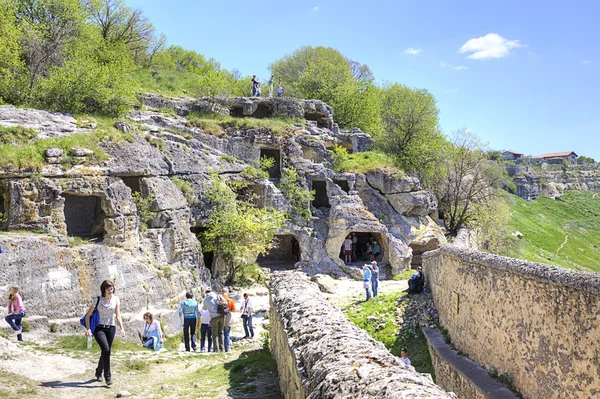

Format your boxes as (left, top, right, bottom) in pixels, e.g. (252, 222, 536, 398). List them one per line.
(506, 190, 600, 271)
(186, 111, 301, 136)
(53, 335, 144, 353)
(130, 68, 208, 97)
(392, 269, 417, 281)
(333, 150, 404, 175)
(0, 125, 38, 145)
(344, 292, 434, 376)
(0, 116, 134, 171)
(171, 177, 196, 204)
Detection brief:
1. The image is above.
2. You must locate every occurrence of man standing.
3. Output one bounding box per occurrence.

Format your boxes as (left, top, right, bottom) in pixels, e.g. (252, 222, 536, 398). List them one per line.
(400, 347, 411, 366)
(351, 233, 358, 261)
(240, 293, 254, 339)
(202, 287, 224, 352)
(343, 235, 353, 265)
(370, 261, 379, 297)
(178, 291, 199, 352)
(268, 75, 275, 97)
(221, 287, 236, 352)
(251, 75, 258, 97)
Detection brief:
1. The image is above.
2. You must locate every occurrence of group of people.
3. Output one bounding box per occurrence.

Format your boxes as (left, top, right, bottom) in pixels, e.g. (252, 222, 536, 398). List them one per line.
(251, 75, 284, 97)
(361, 261, 380, 301)
(342, 234, 381, 265)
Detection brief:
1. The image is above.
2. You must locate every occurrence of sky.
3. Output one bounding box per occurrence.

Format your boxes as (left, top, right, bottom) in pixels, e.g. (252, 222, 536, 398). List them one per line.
(125, 0, 600, 160)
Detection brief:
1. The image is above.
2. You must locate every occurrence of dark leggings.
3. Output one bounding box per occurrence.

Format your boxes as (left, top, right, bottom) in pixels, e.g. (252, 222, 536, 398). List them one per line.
(94, 325, 116, 379)
(183, 318, 197, 351)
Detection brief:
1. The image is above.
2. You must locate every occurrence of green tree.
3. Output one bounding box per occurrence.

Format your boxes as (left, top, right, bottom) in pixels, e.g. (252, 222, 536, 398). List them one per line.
(433, 128, 507, 234)
(374, 83, 447, 184)
(201, 174, 286, 284)
(278, 168, 315, 225)
(0, 0, 24, 103)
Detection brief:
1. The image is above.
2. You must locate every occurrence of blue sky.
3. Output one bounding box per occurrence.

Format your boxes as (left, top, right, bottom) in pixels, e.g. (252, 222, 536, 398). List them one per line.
(126, 0, 600, 160)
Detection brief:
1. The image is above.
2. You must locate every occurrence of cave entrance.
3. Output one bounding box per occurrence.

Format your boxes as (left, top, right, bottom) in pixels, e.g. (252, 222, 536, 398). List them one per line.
(121, 177, 142, 194)
(256, 235, 300, 269)
(311, 180, 330, 208)
(230, 103, 273, 119)
(333, 179, 350, 194)
(339, 232, 385, 266)
(62, 194, 105, 241)
(260, 148, 281, 179)
(191, 226, 214, 271)
(410, 241, 440, 268)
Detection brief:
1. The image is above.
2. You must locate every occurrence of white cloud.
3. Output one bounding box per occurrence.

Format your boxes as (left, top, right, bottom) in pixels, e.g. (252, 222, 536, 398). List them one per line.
(440, 61, 468, 71)
(311, 6, 319, 12)
(459, 33, 523, 59)
(581, 60, 593, 65)
(403, 48, 422, 55)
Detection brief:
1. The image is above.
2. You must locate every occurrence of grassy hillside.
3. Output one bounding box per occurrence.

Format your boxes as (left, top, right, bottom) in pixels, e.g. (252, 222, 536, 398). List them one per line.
(507, 190, 600, 272)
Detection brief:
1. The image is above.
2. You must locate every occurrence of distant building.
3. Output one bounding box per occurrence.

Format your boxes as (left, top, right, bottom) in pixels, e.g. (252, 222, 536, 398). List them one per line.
(502, 151, 524, 161)
(539, 151, 578, 164)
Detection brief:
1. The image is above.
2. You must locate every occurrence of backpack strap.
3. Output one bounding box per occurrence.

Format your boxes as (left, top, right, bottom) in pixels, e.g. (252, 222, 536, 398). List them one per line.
(94, 296, 100, 310)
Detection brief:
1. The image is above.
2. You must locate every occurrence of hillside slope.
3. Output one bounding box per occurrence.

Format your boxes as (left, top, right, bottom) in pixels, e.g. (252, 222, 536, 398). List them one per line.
(508, 190, 600, 272)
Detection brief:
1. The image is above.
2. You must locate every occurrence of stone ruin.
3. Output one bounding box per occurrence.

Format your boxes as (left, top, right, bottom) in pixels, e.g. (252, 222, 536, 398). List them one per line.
(0, 95, 445, 322)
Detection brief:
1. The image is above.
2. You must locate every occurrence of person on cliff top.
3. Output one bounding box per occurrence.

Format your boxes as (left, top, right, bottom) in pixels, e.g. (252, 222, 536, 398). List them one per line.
(400, 347, 411, 366)
(240, 293, 255, 339)
(343, 235, 353, 265)
(5, 286, 26, 342)
(268, 74, 275, 97)
(362, 264, 372, 301)
(251, 75, 258, 96)
(85, 279, 125, 386)
(370, 261, 380, 297)
(178, 291, 200, 352)
(276, 83, 284, 97)
(141, 312, 164, 351)
(221, 287, 236, 352)
(199, 288, 212, 352)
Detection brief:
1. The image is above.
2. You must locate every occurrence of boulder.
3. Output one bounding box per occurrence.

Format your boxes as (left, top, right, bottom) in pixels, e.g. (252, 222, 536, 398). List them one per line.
(310, 274, 336, 293)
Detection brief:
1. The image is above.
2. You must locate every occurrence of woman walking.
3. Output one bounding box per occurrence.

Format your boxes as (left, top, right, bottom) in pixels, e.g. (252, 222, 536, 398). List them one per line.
(85, 280, 125, 386)
(5, 286, 26, 342)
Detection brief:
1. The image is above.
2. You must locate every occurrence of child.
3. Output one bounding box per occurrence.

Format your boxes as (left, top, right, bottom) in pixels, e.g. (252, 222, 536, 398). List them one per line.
(5, 286, 26, 342)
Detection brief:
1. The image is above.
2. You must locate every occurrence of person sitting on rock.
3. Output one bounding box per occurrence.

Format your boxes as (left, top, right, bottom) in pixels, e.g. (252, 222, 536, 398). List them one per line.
(400, 347, 411, 366)
(141, 312, 164, 351)
(408, 268, 423, 294)
(371, 241, 381, 261)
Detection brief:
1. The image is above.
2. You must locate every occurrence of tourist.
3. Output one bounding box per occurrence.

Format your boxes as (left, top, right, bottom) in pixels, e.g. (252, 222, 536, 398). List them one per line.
(372, 241, 381, 261)
(351, 233, 358, 261)
(141, 312, 164, 351)
(370, 261, 379, 297)
(178, 291, 199, 352)
(85, 279, 125, 386)
(362, 264, 372, 301)
(199, 289, 212, 352)
(417, 266, 425, 294)
(5, 286, 26, 342)
(255, 82, 261, 97)
(276, 84, 284, 97)
(202, 287, 224, 352)
(408, 268, 423, 294)
(400, 347, 411, 366)
(240, 293, 254, 339)
(343, 235, 353, 265)
(251, 75, 258, 96)
(221, 287, 236, 352)
(268, 74, 275, 97)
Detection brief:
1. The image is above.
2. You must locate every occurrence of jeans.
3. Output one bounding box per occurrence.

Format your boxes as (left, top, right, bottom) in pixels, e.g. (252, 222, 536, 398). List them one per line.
(94, 325, 116, 380)
(210, 316, 224, 352)
(223, 326, 231, 351)
(200, 323, 212, 351)
(242, 315, 254, 338)
(143, 337, 154, 348)
(372, 279, 379, 297)
(183, 318, 197, 351)
(364, 281, 372, 301)
(5, 311, 25, 341)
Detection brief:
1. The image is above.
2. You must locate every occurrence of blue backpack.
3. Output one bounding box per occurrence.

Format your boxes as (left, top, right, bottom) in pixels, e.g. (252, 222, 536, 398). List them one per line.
(80, 297, 101, 331)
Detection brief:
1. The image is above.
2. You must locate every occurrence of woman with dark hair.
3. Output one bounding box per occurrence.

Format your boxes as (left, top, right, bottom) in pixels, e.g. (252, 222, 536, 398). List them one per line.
(84, 280, 125, 386)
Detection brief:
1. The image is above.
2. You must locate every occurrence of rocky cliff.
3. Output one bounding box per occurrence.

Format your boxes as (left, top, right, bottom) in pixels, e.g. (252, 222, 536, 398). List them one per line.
(0, 96, 445, 324)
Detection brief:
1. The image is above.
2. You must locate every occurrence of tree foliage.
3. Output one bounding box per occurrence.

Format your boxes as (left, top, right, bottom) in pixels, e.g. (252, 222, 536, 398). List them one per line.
(200, 174, 286, 284)
(433, 128, 508, 234)
(374, 83, 447, 184)
(278, 167, 315, 225)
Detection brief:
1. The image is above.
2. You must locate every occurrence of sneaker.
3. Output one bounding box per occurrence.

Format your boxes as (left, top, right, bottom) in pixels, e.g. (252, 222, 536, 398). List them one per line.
(95, 375, 103, 382)
(106, 378, 112, 386)
(200, 349, 206, 352)
(193, 347, 197, 352)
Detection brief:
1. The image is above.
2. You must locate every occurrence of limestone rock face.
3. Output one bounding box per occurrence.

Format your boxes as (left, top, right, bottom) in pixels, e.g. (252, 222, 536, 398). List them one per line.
(0, 105, 85, 139)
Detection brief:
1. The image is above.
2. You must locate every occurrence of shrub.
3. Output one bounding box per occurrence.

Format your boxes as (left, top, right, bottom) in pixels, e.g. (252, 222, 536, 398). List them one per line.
(21, 320, 31, 332)
(171, 177, 196, 203)
(50, 323, 59, 333)
(278, 167, 314, 224)
(133, 192, 156, 232)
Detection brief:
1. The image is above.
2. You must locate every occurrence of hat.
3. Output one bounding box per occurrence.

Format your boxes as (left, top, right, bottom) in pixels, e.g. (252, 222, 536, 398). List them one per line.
(371, 261, 377, 265)
(204, 287, 212, 292)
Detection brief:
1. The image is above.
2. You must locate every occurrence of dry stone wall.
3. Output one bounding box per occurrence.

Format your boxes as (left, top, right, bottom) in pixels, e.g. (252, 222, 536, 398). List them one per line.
(268, 271, 454, 399)
(423, 246, 600, 399)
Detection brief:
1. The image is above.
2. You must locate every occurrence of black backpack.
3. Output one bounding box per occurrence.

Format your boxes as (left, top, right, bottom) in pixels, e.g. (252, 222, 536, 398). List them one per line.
(217, 295, 230, 315)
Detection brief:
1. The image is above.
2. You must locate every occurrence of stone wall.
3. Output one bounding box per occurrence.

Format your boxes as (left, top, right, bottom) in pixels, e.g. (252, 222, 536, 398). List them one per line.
(423, 246, 600, 399)
(268, 271, 454, 399)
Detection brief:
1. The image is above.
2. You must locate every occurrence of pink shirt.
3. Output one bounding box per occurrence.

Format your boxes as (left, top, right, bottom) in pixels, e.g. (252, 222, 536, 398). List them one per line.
(8, 294, 25, 314)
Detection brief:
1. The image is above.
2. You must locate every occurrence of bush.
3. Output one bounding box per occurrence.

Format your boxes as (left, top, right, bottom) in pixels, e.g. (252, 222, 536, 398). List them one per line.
(50, 323, 59, 333)
(133, 193, 156, 232)
(21, 320, 31, 333)
(0, 125, 38, 145)
(171, 177, 196, 204)
(278, 168, 314, 224)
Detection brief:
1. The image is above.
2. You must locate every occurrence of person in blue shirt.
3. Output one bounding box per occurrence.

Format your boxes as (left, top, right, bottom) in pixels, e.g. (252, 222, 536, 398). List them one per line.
(370, 261, 379, 297)
(178, 291, 199, 351)
(362, 264, 372, 301)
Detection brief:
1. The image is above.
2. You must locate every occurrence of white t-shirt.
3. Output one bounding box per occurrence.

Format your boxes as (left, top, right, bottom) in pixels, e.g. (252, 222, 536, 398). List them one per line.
(241, 298, 254, 315)
(344, 239, 352, 250)
(96, 295, 120, 326)
(199, 308, 211, 324)
(401, 357, 411, 366)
